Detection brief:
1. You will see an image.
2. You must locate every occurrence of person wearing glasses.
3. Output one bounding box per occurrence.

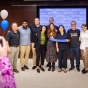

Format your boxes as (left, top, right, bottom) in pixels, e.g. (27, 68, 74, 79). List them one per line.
(18, 20, 31, 71)
(67, 21, 80, 72)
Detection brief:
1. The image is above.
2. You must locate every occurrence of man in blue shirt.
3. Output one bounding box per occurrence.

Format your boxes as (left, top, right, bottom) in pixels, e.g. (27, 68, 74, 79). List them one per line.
(19, 20, 31, 71)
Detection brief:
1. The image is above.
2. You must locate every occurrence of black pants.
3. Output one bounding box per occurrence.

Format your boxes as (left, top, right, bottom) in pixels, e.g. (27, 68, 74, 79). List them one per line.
(36, 45, 46, 66)
(58, 49, 68, 68)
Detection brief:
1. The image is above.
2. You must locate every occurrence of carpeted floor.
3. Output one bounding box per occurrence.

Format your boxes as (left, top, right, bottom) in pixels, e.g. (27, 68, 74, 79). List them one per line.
(14, 59, 88, 88)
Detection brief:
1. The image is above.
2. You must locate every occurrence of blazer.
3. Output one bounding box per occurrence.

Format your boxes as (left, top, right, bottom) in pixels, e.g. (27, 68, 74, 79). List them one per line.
(34, 31, 48, 51)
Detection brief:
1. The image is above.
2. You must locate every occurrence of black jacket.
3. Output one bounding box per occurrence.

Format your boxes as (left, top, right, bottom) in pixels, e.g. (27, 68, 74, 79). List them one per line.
(29, 24, 42, 43)
(34, 31, 48, 51)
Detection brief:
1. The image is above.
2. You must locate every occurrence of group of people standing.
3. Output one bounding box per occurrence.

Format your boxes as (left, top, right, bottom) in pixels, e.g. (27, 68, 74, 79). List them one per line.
(5, 17, 88, 74)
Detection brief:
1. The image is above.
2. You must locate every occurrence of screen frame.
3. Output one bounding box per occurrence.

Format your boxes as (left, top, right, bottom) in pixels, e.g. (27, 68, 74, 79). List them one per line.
(37, 6, 87, 28)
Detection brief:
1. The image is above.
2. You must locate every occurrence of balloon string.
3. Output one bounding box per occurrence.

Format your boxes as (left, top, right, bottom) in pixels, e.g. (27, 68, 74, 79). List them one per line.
(3, 30, 5, 37)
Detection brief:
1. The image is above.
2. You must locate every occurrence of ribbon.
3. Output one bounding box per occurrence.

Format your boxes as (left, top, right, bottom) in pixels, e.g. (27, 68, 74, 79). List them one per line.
(50, 37, 67, 42)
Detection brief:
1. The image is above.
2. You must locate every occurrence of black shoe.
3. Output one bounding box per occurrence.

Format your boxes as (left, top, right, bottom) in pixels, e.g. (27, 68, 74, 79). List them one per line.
(41, 67, 45, 72)
(82, 68, 88, 74)
(76, 67, 80, 72)
(37, 69, 40, 73)
(21, 67, 25, 71)
(48, 67, 51, 71)
(32, 66, 36, 69)
(52, 67, 55, 72)
(46, 63, 49, 67)
(24, 65, 29, 69)
(69, 67, 75, 71)
(82, 68, 85, 73)
(48, 63, 51, 71)
(52, 63, 55, 72)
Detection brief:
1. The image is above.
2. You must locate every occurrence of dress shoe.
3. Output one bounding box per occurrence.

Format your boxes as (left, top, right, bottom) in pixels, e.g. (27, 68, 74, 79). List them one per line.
(52, 63, 55, 72)
(69, 67, 75, 71)
(52, 67, 55, 72)
(48, 67, 51, 71)
(76, 67, 80, 72)
(48, 63, 51, 71)
(13, 69, 19, 73)
(24, 65, 29, 69)
(82, 68, 85, 73)
(32, 66, 36, 69)
(82, 68, 88, 74)
(21, 67, 25, 71)
(37, 69, 40, 73)
(46, 63, 49, 67)
(41, 67, 45, 72)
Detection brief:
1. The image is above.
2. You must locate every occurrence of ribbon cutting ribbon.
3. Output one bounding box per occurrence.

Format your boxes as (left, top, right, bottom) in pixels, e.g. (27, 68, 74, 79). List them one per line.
(50, 37, 67, 42)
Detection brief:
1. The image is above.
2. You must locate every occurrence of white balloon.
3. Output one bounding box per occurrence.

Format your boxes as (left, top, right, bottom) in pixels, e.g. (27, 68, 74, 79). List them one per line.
(0, 9, 8, 19)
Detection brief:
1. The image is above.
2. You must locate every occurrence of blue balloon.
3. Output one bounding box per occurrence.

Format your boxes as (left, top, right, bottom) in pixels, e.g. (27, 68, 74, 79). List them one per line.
(1, 20, 9, 31)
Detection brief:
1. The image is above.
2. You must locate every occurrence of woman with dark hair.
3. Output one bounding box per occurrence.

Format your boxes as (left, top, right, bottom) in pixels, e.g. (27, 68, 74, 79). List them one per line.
(34, 25, 47, 73)
(46, 23, 57, 72)
(56, 25, 70, 73)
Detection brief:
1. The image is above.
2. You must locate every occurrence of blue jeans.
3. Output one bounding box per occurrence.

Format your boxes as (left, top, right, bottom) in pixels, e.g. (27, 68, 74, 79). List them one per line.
(70, 47, 80, 68)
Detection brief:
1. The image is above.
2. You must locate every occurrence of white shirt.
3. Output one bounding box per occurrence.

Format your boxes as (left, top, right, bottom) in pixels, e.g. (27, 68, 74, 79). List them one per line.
(80, 30, 88, 51)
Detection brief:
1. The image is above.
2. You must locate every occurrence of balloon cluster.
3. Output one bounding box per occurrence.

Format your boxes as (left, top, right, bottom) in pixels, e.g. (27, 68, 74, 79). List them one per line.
(0, 9, 9, 31)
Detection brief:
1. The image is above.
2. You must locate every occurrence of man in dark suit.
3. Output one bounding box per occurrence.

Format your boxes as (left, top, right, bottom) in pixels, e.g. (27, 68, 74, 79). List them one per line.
(29, 18, 42, 69)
